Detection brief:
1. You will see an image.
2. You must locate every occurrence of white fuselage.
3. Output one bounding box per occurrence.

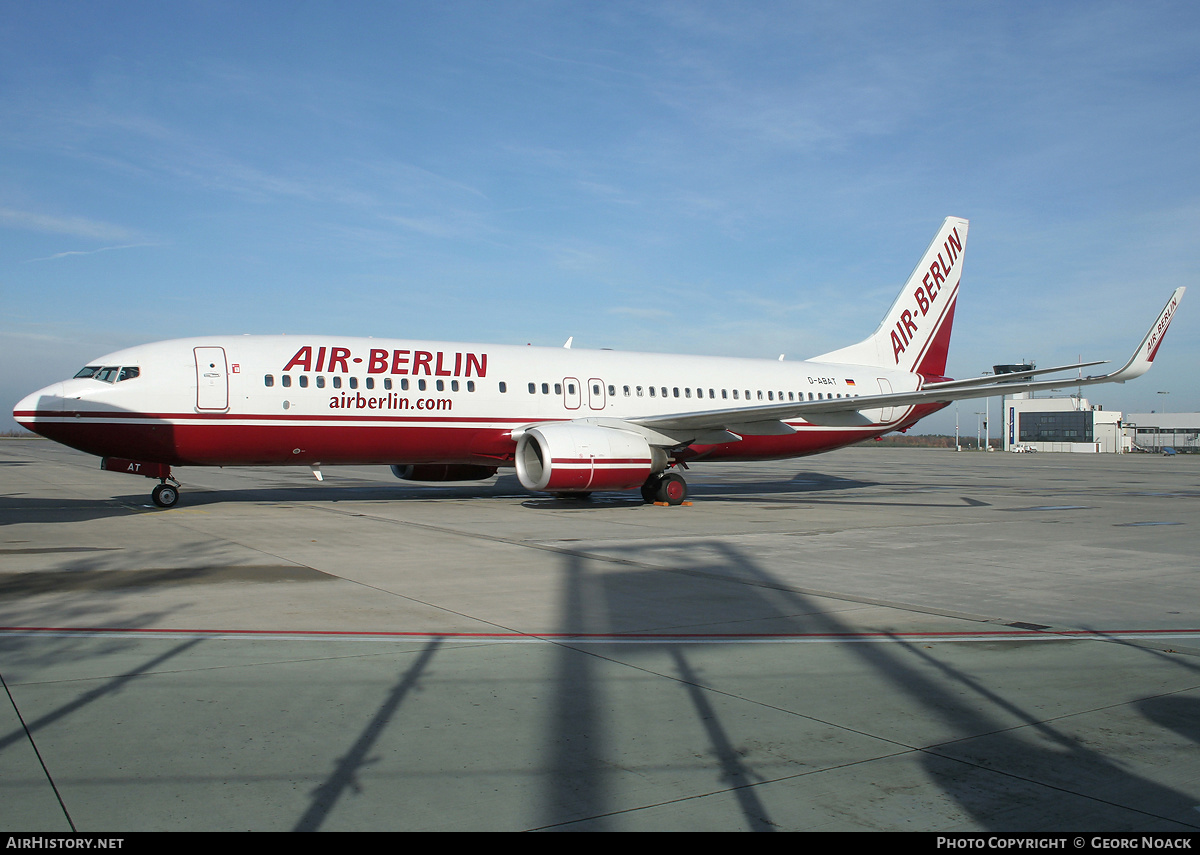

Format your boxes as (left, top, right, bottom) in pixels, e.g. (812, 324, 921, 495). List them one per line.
(14, 335, 931, 469)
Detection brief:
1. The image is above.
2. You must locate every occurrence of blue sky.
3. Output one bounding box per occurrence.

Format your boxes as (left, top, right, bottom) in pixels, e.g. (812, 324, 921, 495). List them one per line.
(3, 1, 1198, 434)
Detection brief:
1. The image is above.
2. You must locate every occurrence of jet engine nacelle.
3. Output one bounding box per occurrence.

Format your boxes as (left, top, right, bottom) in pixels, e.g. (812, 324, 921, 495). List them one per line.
(514, 422, 663, 493)
(390, 464, 498, 481)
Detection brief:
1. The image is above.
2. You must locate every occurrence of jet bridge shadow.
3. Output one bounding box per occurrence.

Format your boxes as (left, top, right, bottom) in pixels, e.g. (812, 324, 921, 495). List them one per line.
(292, 639, 443, 832)
(524, 539, 1200, 831)
(258, 508, 1199, 830)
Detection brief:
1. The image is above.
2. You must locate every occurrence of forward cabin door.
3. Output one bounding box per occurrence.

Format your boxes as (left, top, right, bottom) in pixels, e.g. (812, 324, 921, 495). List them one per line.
(195, 347, 230, 411)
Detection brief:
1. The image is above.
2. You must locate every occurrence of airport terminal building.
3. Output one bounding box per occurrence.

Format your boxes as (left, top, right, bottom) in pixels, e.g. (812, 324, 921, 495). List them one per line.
(1002, 394, 1126, 453)
(1123, 413, 1200, 452)
(1000, 392, 1198, 453)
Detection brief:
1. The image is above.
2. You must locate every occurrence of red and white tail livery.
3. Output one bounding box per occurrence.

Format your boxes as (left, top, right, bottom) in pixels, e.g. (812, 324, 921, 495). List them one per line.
(814, 216, 966, 377)
(13, 218, 1186, 508)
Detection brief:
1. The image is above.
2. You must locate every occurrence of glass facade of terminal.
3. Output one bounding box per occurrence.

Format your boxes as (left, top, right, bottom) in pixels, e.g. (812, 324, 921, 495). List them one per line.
(1019, 411, 1094, 444)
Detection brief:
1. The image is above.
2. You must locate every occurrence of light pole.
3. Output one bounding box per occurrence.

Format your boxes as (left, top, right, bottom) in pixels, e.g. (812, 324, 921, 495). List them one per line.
(985, 394, 990, 451)
(1157, 391, 1170, 413)
(981, 371, 992, 452)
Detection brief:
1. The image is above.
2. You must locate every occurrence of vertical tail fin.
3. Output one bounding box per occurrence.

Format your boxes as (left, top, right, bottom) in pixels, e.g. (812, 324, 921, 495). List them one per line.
(814, 217, 969, 376)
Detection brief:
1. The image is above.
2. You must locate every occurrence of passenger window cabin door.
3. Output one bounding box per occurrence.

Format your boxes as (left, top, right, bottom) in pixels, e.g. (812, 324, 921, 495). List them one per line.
(195, 346, 230, 411)
(588, 377, 606, 411)
(562, 377, 581, 410)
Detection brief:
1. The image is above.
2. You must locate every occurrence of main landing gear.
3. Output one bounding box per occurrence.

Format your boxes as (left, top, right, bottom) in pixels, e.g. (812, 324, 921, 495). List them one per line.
(641, 471, 688, 506)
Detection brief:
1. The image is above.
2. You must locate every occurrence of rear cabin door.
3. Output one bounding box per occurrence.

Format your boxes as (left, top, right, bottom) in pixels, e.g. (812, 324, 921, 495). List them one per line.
(588, 377, 606, 411)
(877, 378, 894, 423)
(195, 347, 230, 411)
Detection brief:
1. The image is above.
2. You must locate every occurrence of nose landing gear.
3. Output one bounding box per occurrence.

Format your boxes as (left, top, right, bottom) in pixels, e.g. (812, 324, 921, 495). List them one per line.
(100, 457, 182, 508)
(151, 480, 181, 508)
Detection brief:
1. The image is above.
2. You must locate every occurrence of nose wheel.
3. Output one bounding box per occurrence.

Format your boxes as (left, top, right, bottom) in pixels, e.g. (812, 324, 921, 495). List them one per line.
(641, 472, 688, 505)
(151, 480, 181, 508)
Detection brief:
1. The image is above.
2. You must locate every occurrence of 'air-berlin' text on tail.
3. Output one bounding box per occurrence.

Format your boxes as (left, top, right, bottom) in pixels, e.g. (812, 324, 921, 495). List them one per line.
(814, 216, 968, 377)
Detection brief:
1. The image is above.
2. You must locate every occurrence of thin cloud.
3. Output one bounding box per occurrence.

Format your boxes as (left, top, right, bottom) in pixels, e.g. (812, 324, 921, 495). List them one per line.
(0, 207, 139, 241)
(23, 242, 159, 263)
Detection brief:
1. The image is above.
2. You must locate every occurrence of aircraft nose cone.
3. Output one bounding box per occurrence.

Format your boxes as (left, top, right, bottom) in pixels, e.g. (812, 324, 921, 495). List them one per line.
(13, 382, 64, 434)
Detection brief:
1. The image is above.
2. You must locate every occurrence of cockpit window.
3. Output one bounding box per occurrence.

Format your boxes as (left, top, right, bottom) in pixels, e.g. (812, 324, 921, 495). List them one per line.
(74, 366, 100, 379)
(86, 366, 140, 383)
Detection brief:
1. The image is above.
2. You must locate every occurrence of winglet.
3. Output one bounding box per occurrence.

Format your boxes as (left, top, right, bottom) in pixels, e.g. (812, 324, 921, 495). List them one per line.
(1107, 287, 1185, 382)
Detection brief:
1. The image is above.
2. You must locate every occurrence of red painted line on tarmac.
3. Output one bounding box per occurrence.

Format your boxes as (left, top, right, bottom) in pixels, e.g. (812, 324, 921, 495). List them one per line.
(2, 626, 1198, 643)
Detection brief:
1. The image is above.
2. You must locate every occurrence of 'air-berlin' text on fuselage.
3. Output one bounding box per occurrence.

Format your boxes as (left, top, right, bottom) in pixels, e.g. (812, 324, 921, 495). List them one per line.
(891, 228, 962, 364)
(283, 346, 488, 377)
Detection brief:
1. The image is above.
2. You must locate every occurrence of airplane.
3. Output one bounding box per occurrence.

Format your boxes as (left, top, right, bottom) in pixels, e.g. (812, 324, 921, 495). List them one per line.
(12, 217, 1186, 509)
